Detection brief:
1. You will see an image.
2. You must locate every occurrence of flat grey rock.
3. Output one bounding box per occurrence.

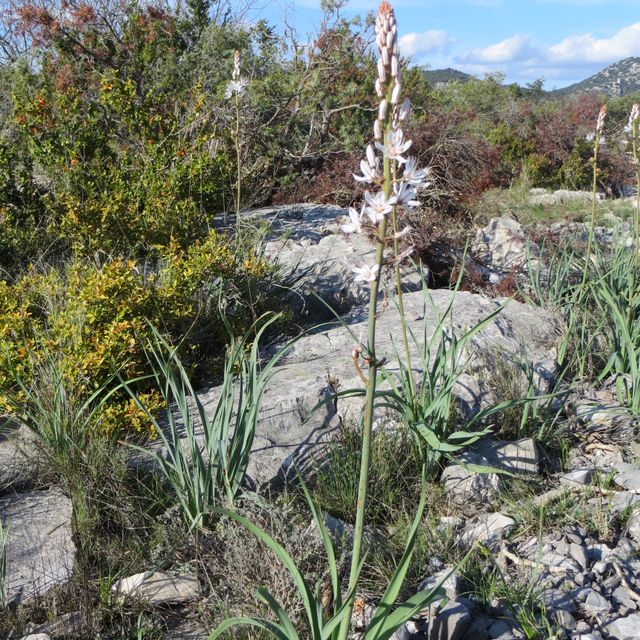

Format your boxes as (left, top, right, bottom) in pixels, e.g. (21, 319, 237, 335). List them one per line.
(582, 589, 611, 617)
(111, 571, 200, 605)
(611, 492, 640, 515)
(0, 422, 40, 494)
(472, 216, 532, 273)
(625, 511, 640, 548)
(428, 600, 472, 640)
(543, 587, 578, 613)
(419, 568, 461, 601)
(614, 468, 640, 492)
(1, 488, 76, 604)
(604, 613, 640, 639)
(253, 203, 424, 317)
(466, 438, 539, 475)
(441, 455, 499, 504)
(141, 285, 559, 490)
(560, 468, 595, 487)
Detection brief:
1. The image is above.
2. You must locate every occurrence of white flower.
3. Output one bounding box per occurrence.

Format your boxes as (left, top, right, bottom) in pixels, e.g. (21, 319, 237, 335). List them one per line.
(398, 98, 411, 122)
(225, 78, 247, 99)
(353, 145, 381, 184)
(374, 119, 383, 141)
(402, 157, 430, 187)
(375, 129, 412, 164)
(352, 262, 379, 284)
(394, 225, 413, 239)
(363, 190, 395, 224)
(341, 207, 364, 234)
(391, 81, 401, 106)
(394, 182, 420, 209)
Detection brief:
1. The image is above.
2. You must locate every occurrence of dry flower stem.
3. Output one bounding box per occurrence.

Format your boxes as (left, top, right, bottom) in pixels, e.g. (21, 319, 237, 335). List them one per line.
(234, 51, 243, 239)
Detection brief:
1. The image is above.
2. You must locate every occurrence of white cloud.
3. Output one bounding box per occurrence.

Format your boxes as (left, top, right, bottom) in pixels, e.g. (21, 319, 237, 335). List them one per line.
(549, 23, 640, 63)
(439, 21, 640, 86)
(399, 30, 453, 57)
(464, 34, 535, 63)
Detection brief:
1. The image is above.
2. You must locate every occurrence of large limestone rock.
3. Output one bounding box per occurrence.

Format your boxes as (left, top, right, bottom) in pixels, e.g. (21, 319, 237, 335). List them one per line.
(144, 287, 559, 491)
(1, 488, 76, 604)
(240, 203, 423, 316)
(141, 204, 560, 491)
(529, 189, 604, 206)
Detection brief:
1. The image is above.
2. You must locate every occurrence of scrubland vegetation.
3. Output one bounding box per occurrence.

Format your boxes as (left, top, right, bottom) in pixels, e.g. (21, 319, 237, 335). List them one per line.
(3, 0, 640, 638)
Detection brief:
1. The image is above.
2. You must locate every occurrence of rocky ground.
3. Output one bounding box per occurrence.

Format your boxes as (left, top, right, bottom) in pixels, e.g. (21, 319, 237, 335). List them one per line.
(2, 196, 640, 640)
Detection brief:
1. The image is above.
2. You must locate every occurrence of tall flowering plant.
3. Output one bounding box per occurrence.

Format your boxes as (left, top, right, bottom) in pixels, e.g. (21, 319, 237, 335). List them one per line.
(627, 103, 640, 325)
(338, 1, 431, 635)
(226, 50, 248, 234)
(580, 104, 607, 294)
(208, 5, 445, 640)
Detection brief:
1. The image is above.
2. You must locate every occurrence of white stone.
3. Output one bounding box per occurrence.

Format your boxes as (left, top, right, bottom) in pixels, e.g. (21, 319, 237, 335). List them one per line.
(560, 469, 595, 487)
(459, 513, 515, 547)
(472, 216, 531, 272)
(111, 571, 200, 605)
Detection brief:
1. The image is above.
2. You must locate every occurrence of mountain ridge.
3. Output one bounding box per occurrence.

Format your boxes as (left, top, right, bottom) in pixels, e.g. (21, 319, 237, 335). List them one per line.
(422, 57, 640, 97)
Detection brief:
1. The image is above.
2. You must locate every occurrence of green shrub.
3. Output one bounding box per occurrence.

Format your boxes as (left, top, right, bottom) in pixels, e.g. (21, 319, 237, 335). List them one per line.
(0, 231, 276, 437)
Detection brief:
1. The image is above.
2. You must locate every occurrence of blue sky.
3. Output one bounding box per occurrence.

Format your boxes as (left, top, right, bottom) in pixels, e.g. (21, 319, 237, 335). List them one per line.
(248, 0, 640, 88)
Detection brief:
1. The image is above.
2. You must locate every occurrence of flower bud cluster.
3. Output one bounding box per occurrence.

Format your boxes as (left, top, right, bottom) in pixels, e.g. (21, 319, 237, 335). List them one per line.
(342, 2, 431, 285)
(596, 104, 607, 138)
(627, 103, 640, 137)
(225, 49, 248, 99)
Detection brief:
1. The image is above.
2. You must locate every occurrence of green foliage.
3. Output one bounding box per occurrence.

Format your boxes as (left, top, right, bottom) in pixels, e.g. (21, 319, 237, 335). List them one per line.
(208, 473, 446, 640)
(312, 423, 424, 525)
(0, 232, 276, 436)
(125, 316, 290, 529)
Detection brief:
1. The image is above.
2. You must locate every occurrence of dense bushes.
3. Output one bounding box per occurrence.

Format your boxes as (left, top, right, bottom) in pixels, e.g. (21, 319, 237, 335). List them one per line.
(2, 0, 640, 438)
(0, 233, 273, 436)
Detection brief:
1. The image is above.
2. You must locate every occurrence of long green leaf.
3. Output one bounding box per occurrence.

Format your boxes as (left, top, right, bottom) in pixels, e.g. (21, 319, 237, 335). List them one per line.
(208, 615, 289, 640)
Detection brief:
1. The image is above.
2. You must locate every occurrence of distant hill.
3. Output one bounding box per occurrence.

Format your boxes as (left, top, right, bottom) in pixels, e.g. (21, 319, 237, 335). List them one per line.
(422, 58, 640, 98)
(556, 57, 640, 97)
(422, 68, 474, 86)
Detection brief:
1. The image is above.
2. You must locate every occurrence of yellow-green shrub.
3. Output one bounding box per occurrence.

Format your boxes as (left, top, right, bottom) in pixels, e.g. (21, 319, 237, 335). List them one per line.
(0, 230, 273, 437)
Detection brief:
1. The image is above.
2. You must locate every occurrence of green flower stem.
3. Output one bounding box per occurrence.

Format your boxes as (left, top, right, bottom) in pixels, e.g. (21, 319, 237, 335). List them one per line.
(628, 122, 640, 328)
(580, 134, 601, 295)
(234, 90, 242, 244)
(577, 132, 601, 378)
(337, 105, 393, 640)
(390, 165, 416, 411)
